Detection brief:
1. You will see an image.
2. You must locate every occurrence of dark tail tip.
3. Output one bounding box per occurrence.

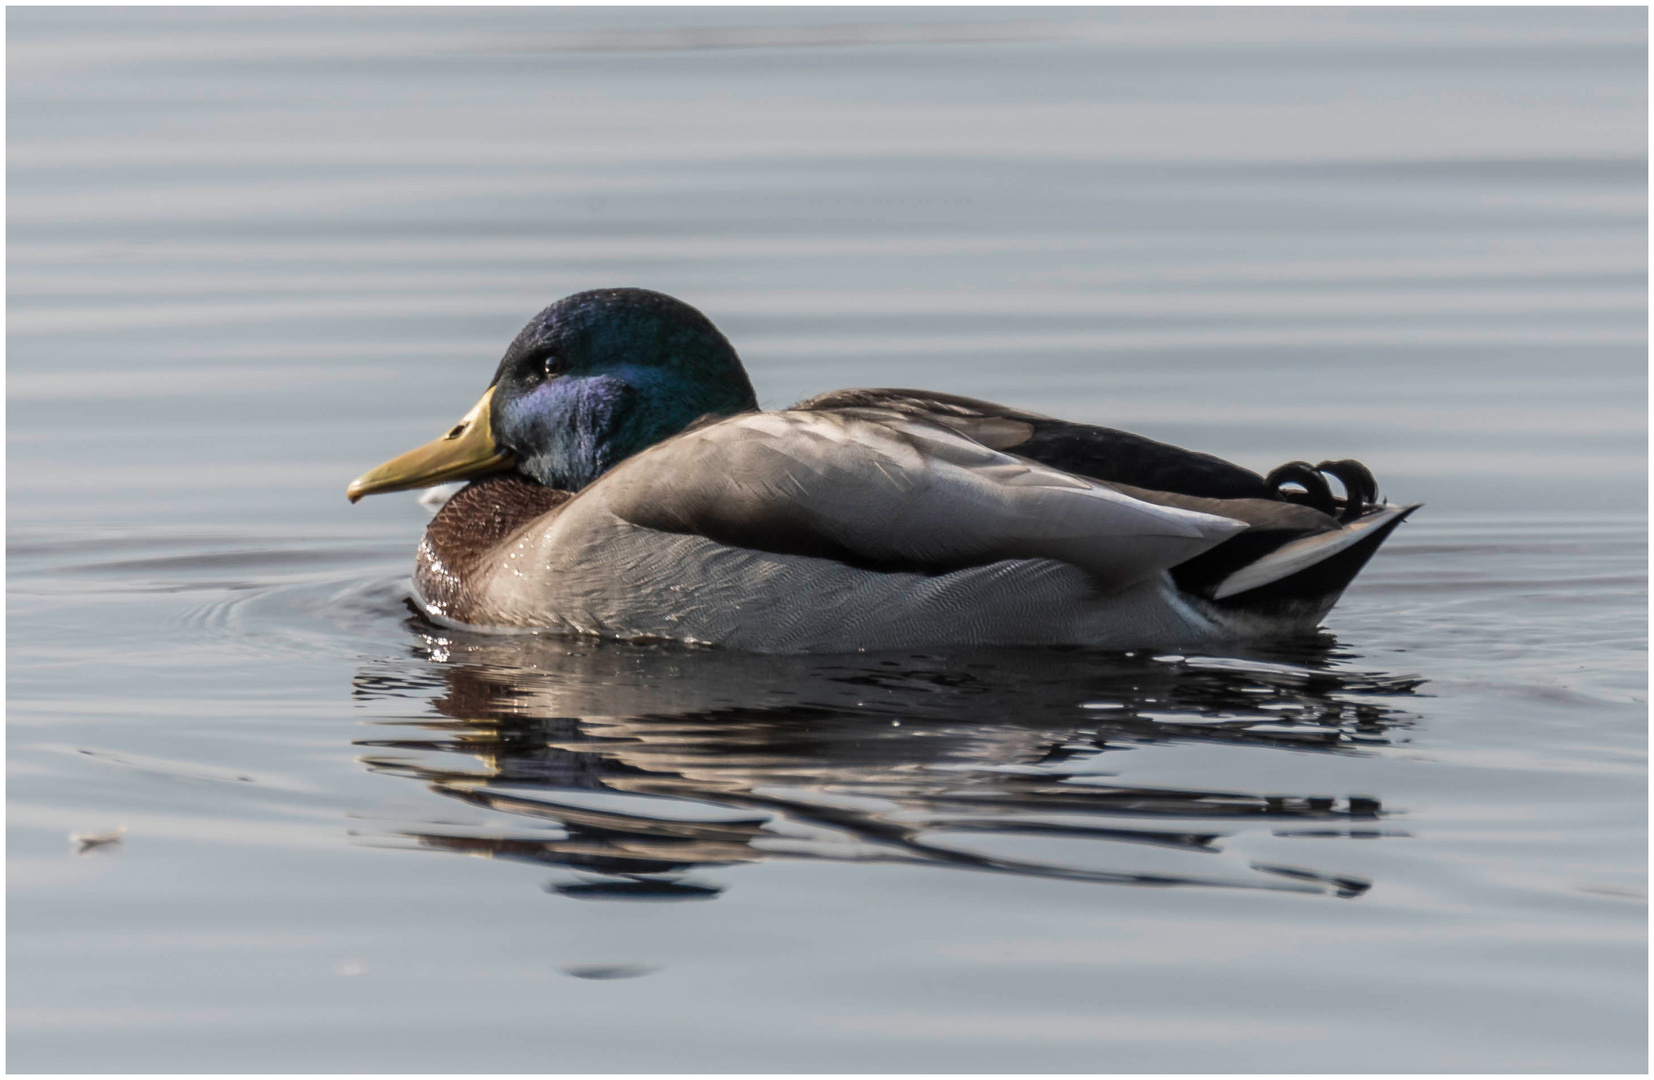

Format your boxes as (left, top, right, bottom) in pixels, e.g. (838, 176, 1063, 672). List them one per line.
(1215, 504, 1419, 617)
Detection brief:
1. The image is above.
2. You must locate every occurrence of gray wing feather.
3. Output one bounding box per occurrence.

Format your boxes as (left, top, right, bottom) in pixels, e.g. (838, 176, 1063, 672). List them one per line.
(597, 409, 1245, 591)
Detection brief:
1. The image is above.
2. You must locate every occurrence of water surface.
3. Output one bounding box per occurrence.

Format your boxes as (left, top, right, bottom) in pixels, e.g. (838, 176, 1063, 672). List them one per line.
(7, 7, 1647, 1072)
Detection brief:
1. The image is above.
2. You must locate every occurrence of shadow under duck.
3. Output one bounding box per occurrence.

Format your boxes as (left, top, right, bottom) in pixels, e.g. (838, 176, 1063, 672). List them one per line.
(348, 288, 1415, 652)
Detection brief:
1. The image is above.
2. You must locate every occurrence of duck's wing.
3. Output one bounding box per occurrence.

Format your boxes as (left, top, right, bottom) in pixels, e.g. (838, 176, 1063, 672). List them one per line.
(597, 408, 1247, 593)
(795, 388, 1275, 501)
(796, 388, 1410, 600)
(793, 390, 1412, 611)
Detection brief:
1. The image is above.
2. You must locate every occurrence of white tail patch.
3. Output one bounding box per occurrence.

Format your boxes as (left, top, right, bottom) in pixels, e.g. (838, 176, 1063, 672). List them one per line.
(1211, 504, 1413, 600)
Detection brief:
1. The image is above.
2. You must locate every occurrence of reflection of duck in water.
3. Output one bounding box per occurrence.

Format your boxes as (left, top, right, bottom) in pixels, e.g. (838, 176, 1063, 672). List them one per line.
(353, 633, 1422, 899)
(347, 289, 1415, 651)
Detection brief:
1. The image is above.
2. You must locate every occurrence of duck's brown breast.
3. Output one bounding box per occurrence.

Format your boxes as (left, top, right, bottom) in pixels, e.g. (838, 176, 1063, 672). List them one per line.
(415, 474, 572, 623)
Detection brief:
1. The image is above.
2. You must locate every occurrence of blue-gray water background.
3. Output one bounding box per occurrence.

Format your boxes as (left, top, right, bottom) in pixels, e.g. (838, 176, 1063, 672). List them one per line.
(7, 7, 1647, 1071)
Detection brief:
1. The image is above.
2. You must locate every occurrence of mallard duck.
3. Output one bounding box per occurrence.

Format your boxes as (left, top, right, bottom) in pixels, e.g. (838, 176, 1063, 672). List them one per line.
(348, 288, 1414, 652)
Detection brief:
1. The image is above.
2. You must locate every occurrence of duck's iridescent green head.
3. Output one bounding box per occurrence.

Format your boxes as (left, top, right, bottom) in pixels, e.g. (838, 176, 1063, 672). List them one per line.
(347, 289, 757, 501)
(489, 288, 756, 491)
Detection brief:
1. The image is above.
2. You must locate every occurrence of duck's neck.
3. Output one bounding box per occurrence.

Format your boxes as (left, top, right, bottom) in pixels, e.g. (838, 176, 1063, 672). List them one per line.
(503, 369, 754, 492)
(414, 474, 572, 623)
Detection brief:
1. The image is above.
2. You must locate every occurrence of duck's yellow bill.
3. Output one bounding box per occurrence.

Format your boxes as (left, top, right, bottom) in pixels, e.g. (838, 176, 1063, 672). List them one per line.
(346, 386, 515, 502)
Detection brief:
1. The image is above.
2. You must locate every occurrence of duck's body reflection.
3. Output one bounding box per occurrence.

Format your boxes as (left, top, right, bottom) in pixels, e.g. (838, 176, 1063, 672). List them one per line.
(351, 623, 1420, 900)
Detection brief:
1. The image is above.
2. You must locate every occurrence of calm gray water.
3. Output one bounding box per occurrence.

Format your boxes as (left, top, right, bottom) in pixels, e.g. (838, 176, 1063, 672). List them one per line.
(7, 7, 1647, 1072)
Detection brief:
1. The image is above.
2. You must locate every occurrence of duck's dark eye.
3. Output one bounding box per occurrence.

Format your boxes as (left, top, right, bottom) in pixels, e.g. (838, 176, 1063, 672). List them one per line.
(514, 347, 567, 385)
(538, 349, 567, 380)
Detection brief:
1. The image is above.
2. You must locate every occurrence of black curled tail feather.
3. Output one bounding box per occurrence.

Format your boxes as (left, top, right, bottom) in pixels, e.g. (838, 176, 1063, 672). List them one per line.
(1266, 458, 1378, 523)
(1316, 459, 1378, 523)
(1264, 461, 1336, 516)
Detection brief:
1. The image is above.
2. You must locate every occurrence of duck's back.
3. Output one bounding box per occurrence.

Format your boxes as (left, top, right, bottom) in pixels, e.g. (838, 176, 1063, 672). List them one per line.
(794, 387, 1276, 500)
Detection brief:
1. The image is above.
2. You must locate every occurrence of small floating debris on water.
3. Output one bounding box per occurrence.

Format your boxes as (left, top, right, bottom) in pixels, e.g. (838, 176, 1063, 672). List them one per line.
(561, 963, 656, 981)
(70, 826, 126, 855)
(333, 959, 369, 977)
